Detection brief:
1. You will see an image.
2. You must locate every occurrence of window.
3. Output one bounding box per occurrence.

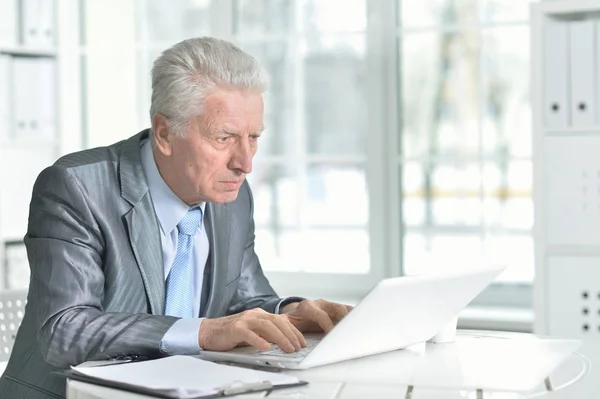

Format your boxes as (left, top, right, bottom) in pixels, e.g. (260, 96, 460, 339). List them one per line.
(399, 0, 536, 307)
(127, 0, 536, 305)
(233, 0, 376, 298)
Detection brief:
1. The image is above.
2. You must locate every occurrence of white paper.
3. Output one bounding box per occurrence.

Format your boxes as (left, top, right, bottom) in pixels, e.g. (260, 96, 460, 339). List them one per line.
(72, 355, 300, 398)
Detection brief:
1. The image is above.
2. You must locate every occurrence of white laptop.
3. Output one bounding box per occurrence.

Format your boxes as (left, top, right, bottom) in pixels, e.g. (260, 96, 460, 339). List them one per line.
(199, 266, 505, 370)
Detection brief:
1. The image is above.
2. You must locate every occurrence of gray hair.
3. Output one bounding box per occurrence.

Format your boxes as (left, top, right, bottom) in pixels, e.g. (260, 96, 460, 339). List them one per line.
(149, 37, 269, 138)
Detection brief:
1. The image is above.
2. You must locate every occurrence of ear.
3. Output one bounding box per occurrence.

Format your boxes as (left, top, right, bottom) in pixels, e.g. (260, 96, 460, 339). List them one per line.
(152, 114, 173, 156)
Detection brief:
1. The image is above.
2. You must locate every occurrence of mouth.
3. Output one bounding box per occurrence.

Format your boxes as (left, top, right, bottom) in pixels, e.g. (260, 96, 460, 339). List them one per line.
(220, 181, 243, 190)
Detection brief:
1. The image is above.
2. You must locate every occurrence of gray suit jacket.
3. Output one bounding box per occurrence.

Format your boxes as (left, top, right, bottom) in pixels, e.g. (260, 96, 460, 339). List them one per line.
(0, 130, 288, 399)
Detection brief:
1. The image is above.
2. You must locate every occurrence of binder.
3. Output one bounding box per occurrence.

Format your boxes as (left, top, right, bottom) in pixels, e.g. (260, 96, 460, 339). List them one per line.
(569, 19, 596, 127)
(0, 54, 11, 142)
(11, 57, 36, 139)
(21, 0, 55, 47)
(596, 20, 600, 125)
(36, 58, 57, 140)
(544, 18, 570, 128)
(11, 57, 56, 140)
(0, 0, 18, 46)
(56, 355, 307, 399)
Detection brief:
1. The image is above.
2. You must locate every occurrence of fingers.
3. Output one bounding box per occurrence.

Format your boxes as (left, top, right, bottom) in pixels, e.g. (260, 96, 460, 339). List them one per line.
(316, 300, 351, 324)
(250, 318, 297, 353)
(308, 305, 336, 333)
(292, 322, 308, 347)
(240, 329, 271, 351)
(331, 303, 349, 322)
(201, 310, 308, 352)
(285, 317, 308, 348)
(270, 315, 306, 350)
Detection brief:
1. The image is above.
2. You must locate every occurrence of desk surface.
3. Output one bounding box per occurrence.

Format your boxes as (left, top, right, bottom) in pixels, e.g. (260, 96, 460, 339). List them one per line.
(66, 331, 600, 399)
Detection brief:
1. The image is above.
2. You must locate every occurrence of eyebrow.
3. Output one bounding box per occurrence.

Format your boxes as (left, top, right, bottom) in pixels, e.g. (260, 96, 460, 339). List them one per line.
(218, 127, 265, 136)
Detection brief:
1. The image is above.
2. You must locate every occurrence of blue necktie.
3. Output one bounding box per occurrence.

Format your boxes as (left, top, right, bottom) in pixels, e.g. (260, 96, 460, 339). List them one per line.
(165, 207, 202, 318)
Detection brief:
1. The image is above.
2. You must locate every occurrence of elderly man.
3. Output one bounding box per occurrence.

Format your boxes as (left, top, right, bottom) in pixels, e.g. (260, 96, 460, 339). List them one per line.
(0, 37, 350, 399)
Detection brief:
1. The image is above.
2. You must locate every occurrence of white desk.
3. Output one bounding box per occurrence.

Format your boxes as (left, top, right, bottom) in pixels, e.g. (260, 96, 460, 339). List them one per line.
(66, 331, 600, 399)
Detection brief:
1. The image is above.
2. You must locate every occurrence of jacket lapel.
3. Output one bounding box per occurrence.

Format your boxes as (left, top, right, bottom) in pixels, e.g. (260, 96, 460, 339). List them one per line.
(204, 202, 231, 318)
(119, 130, 165, 315)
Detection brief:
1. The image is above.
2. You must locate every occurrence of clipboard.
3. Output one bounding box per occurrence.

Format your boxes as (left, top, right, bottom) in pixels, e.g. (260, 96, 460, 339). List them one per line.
(54, 355, 308, 399)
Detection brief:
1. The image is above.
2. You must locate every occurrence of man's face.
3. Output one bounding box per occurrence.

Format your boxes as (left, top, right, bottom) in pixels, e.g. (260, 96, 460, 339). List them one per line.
(155, 89, 264, 205)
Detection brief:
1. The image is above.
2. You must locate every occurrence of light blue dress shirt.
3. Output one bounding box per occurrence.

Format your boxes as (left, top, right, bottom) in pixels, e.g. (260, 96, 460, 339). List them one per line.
(141, 140, 208, 354)
(140, 140, 289, 355)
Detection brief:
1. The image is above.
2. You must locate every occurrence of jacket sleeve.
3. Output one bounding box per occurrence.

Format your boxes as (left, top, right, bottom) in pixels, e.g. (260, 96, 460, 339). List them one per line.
(26, 166, 178, 369)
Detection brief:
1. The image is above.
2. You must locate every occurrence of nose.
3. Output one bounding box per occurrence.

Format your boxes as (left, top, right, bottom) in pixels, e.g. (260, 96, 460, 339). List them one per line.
(229, 138, 254, 174)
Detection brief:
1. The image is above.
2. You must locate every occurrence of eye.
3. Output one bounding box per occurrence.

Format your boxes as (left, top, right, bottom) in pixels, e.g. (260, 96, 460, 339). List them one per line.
(217, 137, 229, 143)
(250, 134, 261, 140)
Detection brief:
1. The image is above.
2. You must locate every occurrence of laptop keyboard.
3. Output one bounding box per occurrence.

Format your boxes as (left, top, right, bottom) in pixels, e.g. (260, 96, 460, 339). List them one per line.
(256, 337, 321, 359)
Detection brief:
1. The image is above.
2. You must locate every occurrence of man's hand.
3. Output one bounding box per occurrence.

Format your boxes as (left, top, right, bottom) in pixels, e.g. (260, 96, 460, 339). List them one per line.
(198, 308, 307, 352)
(281, 299, 353, 333)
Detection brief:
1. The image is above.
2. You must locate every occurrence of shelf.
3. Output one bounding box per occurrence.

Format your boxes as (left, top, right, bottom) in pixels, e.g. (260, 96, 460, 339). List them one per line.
(0, 138, 57, 150)
(0, 47, 57, 58)
(545, 246, 600, 257)
(544, 126, 600, 136)
(538, 0, 600, 16)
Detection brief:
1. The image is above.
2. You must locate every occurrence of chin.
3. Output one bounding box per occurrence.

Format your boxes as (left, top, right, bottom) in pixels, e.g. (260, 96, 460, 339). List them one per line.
(212, 191, 240, 204)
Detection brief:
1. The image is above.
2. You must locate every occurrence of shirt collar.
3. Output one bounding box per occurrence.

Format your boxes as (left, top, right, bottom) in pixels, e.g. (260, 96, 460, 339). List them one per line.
(140, 139, 206, 236)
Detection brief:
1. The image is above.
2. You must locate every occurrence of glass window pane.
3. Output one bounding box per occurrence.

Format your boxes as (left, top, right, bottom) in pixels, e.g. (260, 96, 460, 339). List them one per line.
(483, 235, 534, 282)
(235, 0, 294, 35)
(247, 163, 298, 228)
(84, 53, 140, 147)
(403, 232, 485, 275)
(401, 32, 480, 159)
(304, 35, 367, 155)
(302, 0, 366, 32)
(239, 40, 296, 156)
(137, 49, 161, 130)
(140, 0, 212, 44)
(402, 162, 426, 226)
(481, 0, 536, 23)
(404, 232, 529, 282)
(482, 161, 532, 230)
(431, 163, 482, 226)
(256, 228, 370, 273)
(482, 26, 531, 158)
(400, 0, 478, 29)
(305, 165, 368, 226)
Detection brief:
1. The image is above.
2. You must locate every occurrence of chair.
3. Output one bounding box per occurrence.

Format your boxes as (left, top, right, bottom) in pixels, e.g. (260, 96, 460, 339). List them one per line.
(0, 289, 28, 374)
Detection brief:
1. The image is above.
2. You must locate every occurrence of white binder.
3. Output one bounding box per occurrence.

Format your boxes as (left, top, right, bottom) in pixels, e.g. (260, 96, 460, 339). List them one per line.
(21, 0, 55, 47)
(0, 54, 11, 142)
(596, 20, 600, 125)
(11, 57, 35, 139)
(11, 57, 56, 140)
(36, 58, 57, 140)
(0, 0, 18, 46)
(569, 19, 596, 127)
(544, 19, 570, 128)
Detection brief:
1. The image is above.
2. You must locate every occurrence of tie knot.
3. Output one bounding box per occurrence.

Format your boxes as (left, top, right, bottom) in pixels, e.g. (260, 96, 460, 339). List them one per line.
(178, 207, 202, 236)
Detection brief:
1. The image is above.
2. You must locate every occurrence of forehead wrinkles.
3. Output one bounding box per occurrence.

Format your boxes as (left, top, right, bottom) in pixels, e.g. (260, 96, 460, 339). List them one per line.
(198, 91, 263, 135)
